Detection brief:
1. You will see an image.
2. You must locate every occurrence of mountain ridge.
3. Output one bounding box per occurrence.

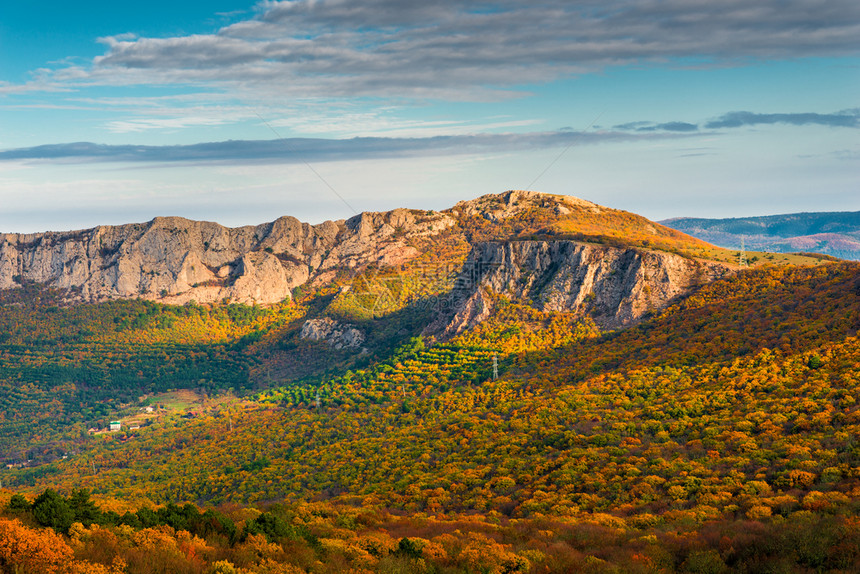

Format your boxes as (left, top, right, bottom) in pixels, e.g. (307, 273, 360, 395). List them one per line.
(0, 190, 739, 337)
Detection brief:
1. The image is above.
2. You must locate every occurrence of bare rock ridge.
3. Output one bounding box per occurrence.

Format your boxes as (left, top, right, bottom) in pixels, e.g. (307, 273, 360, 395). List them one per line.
(0, 208, 453, 305)
(0, 190, 730, 334)
(429, 239, 731, 337)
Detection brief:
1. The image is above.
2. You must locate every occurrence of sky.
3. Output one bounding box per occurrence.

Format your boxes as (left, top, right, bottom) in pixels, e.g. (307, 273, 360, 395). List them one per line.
(0, 0, 858, 232)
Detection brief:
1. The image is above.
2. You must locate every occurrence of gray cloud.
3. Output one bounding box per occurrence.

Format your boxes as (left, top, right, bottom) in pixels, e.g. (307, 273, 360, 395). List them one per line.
(653, 122, 700, 133)
(706, 110, 860, 129)
(615, 121, 700, 132)
(40, 0, 859, 99)
(5, 106, 853, 165)
(613, 121, 654, 130)
(0, 131, 663, 165)
(613, 110, 860, 133)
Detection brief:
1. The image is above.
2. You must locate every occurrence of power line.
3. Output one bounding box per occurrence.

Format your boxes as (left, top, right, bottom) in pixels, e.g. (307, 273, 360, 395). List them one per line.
(525, 109, 606, 191)
(254, 112, 359, 216)
(255, 112, 400, 320)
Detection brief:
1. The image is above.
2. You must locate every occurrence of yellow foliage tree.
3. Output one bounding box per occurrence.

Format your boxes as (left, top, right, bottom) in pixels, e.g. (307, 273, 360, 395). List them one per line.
(0, 517, 73, 574)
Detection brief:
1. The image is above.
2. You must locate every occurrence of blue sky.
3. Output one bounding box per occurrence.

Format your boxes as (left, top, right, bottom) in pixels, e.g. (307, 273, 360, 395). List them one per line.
(0, 0, 858, 232)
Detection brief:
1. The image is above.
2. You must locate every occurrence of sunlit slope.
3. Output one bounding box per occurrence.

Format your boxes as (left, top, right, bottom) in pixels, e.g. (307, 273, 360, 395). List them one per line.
(448, 190, 828, 267)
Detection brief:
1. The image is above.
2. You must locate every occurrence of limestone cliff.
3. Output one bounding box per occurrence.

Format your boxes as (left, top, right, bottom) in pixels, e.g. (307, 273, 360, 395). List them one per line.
(430, 240, 731, 337)
(0, 208, 454, 305)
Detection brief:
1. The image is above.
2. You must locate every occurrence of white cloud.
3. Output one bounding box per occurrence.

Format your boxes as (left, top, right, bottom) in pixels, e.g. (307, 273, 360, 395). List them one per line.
(105, 116, 234, 133)
(268, 110, 543, 138)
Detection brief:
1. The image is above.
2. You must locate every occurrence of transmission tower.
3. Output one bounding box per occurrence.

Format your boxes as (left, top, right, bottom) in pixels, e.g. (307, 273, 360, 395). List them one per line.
(739, 238, 748, 267)
(493, 354, 498, 380)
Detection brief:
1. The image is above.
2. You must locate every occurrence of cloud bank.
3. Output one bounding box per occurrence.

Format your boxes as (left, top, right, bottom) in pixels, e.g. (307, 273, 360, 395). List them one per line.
(0, 131, 653, 164)
(34, 0, 860, 99)
(2, 107, 855, 165)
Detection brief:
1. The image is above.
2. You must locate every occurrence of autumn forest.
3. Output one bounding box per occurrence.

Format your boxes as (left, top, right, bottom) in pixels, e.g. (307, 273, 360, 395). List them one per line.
(0, 193, 858, 573)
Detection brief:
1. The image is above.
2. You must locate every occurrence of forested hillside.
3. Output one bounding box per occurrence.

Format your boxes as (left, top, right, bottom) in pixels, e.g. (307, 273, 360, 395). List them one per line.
(1, 261, 857, 573)
(0, 192, 857, 573)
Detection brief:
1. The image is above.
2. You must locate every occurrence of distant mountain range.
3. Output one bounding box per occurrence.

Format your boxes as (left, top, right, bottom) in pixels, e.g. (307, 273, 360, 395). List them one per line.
(661, 211, 860, 260)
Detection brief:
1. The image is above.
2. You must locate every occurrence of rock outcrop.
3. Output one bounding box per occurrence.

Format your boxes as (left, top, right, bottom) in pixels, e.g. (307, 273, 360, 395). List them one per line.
(300, 318, 366, 350)
(430, 240, 731, 337)
(449, 189, 603, 221)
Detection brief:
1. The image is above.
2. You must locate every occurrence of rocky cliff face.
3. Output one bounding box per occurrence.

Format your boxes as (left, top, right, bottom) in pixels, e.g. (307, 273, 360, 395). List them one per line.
(0, 208, 454, 305)
(0, 191, 729, 335)
(431, 240, 731, 337)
